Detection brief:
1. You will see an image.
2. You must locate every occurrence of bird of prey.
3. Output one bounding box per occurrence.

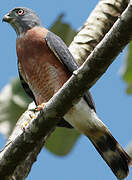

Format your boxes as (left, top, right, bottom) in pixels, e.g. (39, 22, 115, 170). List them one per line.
(3, 7, 132, 179)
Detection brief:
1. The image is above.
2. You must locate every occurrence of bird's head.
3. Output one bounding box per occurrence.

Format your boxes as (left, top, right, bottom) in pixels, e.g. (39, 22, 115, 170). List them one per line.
(2, 7, 43, 36)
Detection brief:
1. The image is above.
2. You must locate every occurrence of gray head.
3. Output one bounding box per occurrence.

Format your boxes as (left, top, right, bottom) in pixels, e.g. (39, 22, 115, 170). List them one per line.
(2, 7, 43, 36)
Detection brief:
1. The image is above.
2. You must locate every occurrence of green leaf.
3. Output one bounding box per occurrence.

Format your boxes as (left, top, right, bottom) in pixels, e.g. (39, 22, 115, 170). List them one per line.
(50, 14, 77, 46)
(11, 78, 32, 107)
(0, 78, 31, 137)
(45, 128, 80, 156)
(126, 83, 132, 94)
(122, 42, 132, 94)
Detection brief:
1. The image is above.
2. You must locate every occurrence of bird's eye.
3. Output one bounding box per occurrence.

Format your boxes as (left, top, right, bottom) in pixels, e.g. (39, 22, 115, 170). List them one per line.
(17, 9, 24, 16)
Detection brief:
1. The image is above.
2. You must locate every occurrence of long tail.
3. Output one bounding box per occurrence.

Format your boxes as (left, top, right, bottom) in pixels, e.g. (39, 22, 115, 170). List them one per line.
(64, 98, 132, 179)
(88, 131, 132, 180)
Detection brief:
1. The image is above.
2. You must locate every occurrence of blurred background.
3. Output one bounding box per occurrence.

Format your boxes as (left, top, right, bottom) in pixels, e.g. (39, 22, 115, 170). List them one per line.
(0, 0, 132, 179)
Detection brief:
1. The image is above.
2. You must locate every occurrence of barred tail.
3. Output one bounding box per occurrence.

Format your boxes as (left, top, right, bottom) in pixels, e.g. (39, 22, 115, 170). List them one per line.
(89, 131, 132, 180)
(64, 98, 131, 179)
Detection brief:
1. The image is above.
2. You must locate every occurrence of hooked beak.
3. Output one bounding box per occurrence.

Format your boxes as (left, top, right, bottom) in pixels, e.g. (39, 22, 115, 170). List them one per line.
(2, 13, 12, 23)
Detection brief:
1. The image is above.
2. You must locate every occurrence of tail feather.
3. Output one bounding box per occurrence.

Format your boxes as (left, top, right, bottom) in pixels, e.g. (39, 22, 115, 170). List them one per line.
(89, 131, 132, 180)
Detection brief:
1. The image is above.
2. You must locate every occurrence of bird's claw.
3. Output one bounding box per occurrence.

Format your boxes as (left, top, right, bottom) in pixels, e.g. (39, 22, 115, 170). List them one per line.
(35, 103, 45, 112)
(22, 113, 35, 131)
(29, 103, 45, 113)
(22, 119, 31, 131)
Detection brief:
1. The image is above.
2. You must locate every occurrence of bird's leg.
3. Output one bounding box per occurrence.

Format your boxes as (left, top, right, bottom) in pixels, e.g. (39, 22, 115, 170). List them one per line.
(28, 103, 46, 112)
(34, 103, 46, 112)
(22, 113, 35, 131)
(21, 103, 46, 131)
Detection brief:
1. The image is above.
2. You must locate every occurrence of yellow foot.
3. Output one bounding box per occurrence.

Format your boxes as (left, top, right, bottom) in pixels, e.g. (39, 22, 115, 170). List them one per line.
(34, 103, 46, 112)
(29, 113, 35, 119)
(22, 113, 35, 131)
(22, 119, 31, 131)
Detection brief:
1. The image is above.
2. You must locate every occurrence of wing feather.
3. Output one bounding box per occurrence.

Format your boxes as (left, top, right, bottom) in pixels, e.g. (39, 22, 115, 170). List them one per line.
(46, 31, 96, 111)
(18, 62, 37, 105)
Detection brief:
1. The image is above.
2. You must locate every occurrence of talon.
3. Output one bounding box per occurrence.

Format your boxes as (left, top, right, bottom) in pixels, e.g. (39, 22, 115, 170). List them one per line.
(35, 103, 46, 112)
(22, 119, 31, 131)
(28, 103, 45, 113)
(29, 114, 35, 119)
(22, 112, 35, 131)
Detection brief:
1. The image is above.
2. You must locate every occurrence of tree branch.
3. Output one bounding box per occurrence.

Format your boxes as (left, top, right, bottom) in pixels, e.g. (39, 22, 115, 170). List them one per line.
(69, 0, 129, 65)
(0, 0, 131, 179)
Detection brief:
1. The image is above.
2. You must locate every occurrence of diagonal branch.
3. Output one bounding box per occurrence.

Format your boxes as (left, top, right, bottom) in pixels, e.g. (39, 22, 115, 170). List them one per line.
(69, 0, 129, 65)
(0, 0, 131, 179)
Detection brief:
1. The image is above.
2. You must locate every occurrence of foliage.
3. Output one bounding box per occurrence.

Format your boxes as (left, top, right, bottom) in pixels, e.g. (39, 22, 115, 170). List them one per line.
(122, 42, 132, 94)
